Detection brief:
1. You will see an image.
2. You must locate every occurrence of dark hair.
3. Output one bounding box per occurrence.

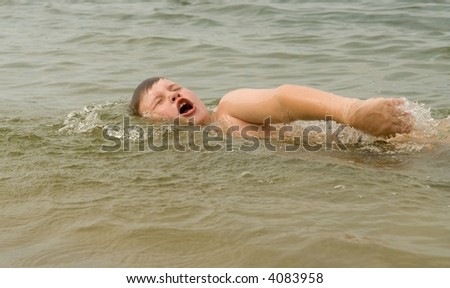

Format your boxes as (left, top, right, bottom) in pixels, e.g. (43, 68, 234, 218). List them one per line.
(129, 77, 163, 116)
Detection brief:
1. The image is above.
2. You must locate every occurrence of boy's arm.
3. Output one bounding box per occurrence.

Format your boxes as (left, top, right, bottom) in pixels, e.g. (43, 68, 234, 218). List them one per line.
(216, 84, 411, 137)
(217, 84, 355, 124)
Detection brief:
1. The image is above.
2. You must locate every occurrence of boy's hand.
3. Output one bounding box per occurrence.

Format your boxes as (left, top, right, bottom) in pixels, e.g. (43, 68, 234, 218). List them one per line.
(346, 98, 413, 137)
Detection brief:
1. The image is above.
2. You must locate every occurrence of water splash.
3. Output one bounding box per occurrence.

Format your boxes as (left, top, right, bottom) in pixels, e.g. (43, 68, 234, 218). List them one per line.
(401, 98, 438, 138)
(58, 101, 126, 135)
(58, 105, 102, 134)
(351, 99, 447, 154)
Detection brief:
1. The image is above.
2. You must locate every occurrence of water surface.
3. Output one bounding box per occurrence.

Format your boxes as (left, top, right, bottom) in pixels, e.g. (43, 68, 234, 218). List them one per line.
(1, 0, 449, 267)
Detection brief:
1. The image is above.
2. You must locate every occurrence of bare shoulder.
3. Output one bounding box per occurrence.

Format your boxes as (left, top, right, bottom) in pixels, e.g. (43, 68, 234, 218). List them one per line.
(215, 88, 256, 126)
(216, 88, 250, 115)
(214, 87, 281, 126)
(220, 88, 277, 105)
(219, 88, 259, 103)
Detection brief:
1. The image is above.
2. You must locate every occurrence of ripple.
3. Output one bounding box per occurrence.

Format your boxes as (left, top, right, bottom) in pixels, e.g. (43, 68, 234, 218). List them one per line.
(2, 0, 450, 268)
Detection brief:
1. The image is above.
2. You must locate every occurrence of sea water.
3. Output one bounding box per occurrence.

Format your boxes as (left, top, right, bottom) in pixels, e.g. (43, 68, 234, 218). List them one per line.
(1, 0, 449, 267)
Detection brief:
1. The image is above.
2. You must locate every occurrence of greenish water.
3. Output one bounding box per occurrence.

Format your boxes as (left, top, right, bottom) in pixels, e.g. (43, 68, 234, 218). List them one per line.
(1, 0, 449, 267)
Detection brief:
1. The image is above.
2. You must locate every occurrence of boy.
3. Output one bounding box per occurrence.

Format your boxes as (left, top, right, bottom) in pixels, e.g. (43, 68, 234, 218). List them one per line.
(129, 77, 412, 138)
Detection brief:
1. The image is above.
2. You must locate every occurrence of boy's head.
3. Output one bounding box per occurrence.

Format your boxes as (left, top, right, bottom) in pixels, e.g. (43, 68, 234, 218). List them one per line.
(130, 77, 211, 124)
(129, 77, 162, 116)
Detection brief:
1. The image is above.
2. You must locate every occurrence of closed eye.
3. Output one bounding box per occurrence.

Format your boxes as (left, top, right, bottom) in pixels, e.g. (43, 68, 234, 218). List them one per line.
(152, 96, 163, 109)
(168, 84, 182, 92)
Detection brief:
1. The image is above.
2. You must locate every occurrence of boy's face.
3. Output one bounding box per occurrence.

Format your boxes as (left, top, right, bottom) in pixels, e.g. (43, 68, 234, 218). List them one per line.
(139, 78, 210, 124)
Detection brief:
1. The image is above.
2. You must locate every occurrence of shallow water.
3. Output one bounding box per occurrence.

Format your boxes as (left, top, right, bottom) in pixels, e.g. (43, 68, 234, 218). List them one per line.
(1, 0, 449, 267)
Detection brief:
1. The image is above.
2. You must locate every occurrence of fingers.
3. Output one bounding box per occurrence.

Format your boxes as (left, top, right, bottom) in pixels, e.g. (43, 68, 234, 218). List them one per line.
(351, 97, 414, 138)
(379, 99, 413, 137)
(392, 98, 405, 106)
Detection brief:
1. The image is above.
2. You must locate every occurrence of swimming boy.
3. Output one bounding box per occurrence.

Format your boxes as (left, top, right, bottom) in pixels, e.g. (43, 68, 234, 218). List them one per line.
(129, 77, 412, 138)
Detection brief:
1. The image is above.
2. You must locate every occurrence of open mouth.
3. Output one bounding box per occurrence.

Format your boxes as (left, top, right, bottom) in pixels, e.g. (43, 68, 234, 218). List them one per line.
(178, 100, 194, 115)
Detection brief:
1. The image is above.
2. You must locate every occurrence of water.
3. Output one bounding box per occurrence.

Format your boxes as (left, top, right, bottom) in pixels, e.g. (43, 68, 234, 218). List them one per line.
(1, 0, 449, 267)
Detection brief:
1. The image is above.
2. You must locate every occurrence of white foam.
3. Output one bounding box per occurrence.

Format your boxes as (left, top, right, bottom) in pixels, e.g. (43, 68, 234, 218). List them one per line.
(58, 105, 103, 134)
(401, 98, 438, 138)
(58, 101, 122, 135)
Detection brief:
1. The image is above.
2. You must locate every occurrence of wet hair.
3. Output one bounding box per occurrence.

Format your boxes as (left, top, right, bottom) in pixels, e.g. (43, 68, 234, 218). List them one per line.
(129, 77, 163, 116)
